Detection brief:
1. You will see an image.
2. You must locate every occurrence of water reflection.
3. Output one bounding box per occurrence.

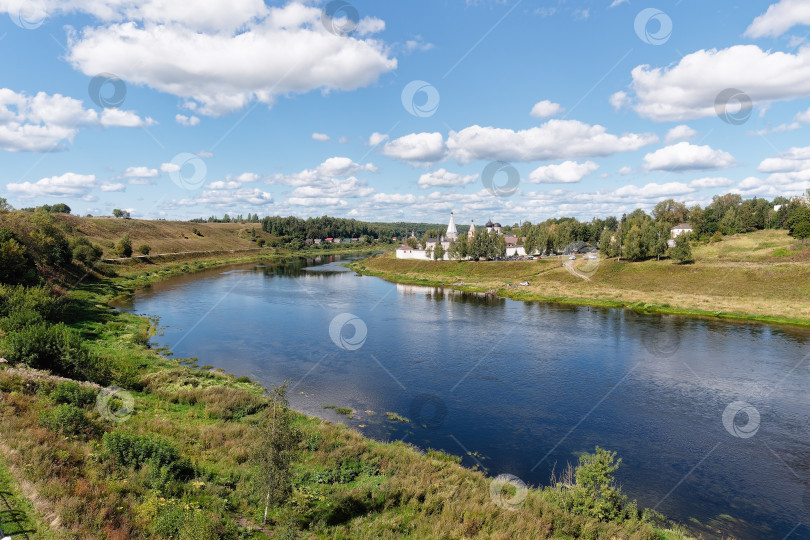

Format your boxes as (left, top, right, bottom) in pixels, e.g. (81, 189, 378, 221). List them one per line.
(126, 255, 810, 540)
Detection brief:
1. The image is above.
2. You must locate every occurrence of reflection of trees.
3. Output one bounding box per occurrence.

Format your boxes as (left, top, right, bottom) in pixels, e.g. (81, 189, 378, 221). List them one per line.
(396, 284, 506, 306)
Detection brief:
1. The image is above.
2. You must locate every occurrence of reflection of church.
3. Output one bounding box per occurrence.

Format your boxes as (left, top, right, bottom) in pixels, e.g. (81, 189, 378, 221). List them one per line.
(396, 212, 526, 260)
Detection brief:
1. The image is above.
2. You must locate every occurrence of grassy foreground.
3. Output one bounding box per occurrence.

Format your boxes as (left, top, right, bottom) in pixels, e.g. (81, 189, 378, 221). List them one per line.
(0, 252, 694, 539)
(353, 230, 810, 327)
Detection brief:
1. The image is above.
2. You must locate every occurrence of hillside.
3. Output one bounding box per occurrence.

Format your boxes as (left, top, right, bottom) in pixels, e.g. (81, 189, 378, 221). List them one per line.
(354, 229, 810, 326)
(54, 215, 272, 257)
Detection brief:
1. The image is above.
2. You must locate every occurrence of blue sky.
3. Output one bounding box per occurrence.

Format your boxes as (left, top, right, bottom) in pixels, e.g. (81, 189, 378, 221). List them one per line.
(1, 0, 810, 224)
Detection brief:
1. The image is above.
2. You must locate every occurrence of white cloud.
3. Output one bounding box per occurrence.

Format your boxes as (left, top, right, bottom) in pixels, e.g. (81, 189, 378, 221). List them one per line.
(446, 120, 657, 164)
(65, 2, 397, 115)
(266, 157, 378, 191)
(0, 88, 150, 152)
(122, 166, 159, 178)
(7, 172, 97, 198)
(665, 125, 697, 143)
(643, 142, 737, 172)
(620, 45, 810, 122)
(175, 188, 274, 207)
(382, 132, 447, 165)
(530, 100, 563, 119)
(176, 114, 200, 127)
(689, 177, 735, 189)
(369, 132, 389, 147)
(312, 132, 331, 142)
(417, 169, 478, 189)
(338, 136, 349, 144)
(794, 106, 810, 123)
(232, 172, 260, 183)
(757, 146, 810, 172)
(617, 166, 632, 175)
(609, 0, 629, 7)
(612, 182, 695, 199)
(609, 91, 630, 111)
(745, 0, 810, 38)
(196, 150, 214, 158)
(100, 182, 126, 192)
(527, 160, 599, 184)
(206, 181, 242, 189)
(160, 162, 181, 173)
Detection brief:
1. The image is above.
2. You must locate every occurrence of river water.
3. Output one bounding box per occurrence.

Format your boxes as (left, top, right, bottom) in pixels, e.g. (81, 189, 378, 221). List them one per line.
(125, 254, 810, 539)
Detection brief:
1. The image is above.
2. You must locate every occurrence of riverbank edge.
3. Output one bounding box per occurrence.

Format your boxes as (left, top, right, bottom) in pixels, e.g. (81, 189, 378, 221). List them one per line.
(60, 250, 695, 538)
(348, 256, 810, 329)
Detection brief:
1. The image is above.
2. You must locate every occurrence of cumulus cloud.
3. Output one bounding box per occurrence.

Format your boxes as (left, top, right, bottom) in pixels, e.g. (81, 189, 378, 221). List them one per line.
(175, 187, 274, 207)
(617, 45, 810, 122)
(0, 88, 152, 152)
(417, 169, 477, 189)
(231, 172, 261, 183)
(368, 132, 389, 146)
(176, 114, 200, 127)
(643, 142, 737, 172)
(689, 177, 735, 189)
(122, 166, 159, 178)
(312, 132, 331, 142)
(100, 183, 126, 192)
(64, 2, 397, 115)
(665, 125, 697, 143)
(527, 160, 599, 183)
(266, 156, 378, 198)
(206, 180, 242, 190)
(617, 166, 632, 175)
(745, 0, 810, 38)
(757, 146, 810, 172)
(445, 120, 657, 164)
(382, 132, 447, 165)
(6, 172, 97, 198)
(530, 100, 563, 118)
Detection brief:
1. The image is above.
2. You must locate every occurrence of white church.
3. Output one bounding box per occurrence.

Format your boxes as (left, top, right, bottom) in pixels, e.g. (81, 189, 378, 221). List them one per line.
(396, 212, 527, 260)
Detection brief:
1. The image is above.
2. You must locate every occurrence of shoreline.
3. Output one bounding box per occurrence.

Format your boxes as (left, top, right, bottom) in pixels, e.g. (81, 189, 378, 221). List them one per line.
(349, 255, 810, 329)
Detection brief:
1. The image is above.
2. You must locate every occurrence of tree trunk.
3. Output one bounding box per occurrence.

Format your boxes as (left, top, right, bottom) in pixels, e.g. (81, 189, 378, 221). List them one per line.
(263, 492, 270, 525)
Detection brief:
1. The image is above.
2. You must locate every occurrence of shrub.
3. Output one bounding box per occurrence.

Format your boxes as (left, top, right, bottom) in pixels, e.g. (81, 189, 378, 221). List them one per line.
(102, 431, 191, 479)
(710, 231, 723, 243)
(49, 381, 98, 407)
(137, 244, 151, 255)
(256, 238, 266, 247)
(113, 234, 133, 258)
(0, 308, 43, 331)
(0, 284, 63, 320)
(40, 403, 89, 435)
(0, 227, 36, 284)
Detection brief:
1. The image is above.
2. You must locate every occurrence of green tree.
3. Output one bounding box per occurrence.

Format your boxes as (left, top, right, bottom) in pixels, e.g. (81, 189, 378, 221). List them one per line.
(0, 228, 34, 284)
(113, 234, 133, 258)
(252, 384, 301, 524)
(670, 233, 693, 263)
(256, 238, 266, 247)
(793, 221, 810, 242)
(652, 199, 688, 225)
(623, 224, 646, 261)
(574, 447, 627, 521)
(405, 236, 418, 249)
(787, 206, 810, 238)
(647, 222, 669, 261)
(137, 244, 151, 255)
(0, 198, 11, 212)
(112, 208, 130, 219)
(433, 243, 445, 260)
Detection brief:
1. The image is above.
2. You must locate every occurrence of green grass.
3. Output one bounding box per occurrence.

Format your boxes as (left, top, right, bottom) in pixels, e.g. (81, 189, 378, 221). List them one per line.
(0, 247, 697, 539)
(353, 230, 810, 328)
(385, 412, 410, 423)
(0, 456, 57, 540)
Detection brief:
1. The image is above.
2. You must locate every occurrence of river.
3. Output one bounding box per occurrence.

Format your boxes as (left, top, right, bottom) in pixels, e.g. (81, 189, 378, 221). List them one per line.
(123, 254, 810, 539)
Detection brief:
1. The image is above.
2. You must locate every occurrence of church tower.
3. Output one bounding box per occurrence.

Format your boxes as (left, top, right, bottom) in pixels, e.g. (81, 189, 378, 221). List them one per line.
(446, 211, 458, 241)
(468, 219, 476, 238)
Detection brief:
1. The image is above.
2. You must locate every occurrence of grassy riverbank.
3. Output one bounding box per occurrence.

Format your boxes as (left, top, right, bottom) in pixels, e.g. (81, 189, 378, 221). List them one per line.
(352, 230, 810, 328)
(0, 245, 696, 538)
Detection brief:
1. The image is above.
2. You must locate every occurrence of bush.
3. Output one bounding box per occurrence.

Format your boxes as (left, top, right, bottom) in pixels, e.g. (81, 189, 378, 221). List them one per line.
(0, 308, 43, 331)
(709, 231, 723, 243)
(1, 321, 112, 383)
(69, 237, 103, 264)
(669, 233, 693, 263)
(102, 431, 192, 479)
(113, 234, 133, 258)
(40, 403, 89, 435)
(0, 227, 36, 284)
(0, 284, 63, 320)
(49, 381, 98, 407)
(256, 238, 266, 247)
(137, 244, 151, 255)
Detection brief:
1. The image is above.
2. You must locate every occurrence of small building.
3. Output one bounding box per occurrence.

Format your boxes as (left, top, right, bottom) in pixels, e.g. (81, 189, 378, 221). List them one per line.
(504, 235, 518, 247)
(342, 238, 352, 244)
(671, 223, 693, 238)
(351, 238, 360, 243)
(313, 239, 322, 245)
(325, 237, 333, 243)
(305, 239, 314, 245)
